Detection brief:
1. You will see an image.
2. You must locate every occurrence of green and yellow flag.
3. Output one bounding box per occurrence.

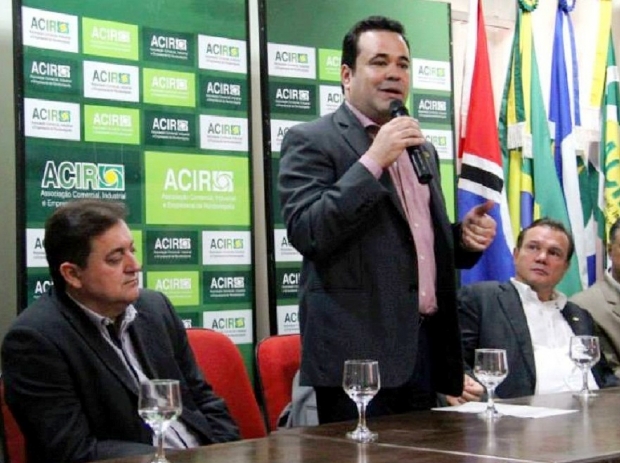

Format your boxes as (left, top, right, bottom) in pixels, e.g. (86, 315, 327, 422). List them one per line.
(498, 0, 582, 295)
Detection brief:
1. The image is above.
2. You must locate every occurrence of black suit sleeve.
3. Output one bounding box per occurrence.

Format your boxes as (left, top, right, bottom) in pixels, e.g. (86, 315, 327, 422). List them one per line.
(456, 285, 482, 374)
(452, 223, 483, 270)
(565, 302, 620, 389)
(162, 300, 241, 443)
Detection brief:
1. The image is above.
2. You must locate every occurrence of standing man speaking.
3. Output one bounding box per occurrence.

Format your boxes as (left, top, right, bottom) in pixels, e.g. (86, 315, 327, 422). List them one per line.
(278, 15, 497, 424)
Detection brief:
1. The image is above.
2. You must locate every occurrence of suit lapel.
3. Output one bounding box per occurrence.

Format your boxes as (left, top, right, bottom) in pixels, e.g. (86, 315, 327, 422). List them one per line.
(600, 279, 620, 316)
(55, 292, 140, 395)
(333, 104, 371, 160)
(497, 283, 537, 383)
(334, 104, 408, 222)
(561, 303, 588, 335)
(428, 170, 451, 244)
(421, 142, 453, 251)
(128, 313, 158, 379)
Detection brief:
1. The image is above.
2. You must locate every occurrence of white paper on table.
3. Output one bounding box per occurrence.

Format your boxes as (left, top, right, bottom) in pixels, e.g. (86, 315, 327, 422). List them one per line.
(432, 401, 578, 418)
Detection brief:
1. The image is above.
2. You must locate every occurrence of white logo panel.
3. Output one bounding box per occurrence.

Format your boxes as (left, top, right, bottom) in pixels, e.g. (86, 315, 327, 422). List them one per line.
(424, 129, 454, 160)
(26, 228, 47, 268)
(202, 231, 251, 265)
(270, 119, 301, 153)
(199, 115, 248, 152)
(268, 43, 316, 79)
(412, 58, 451, 92)
(277, 305, 300, 334)
(203, 309, 253, 344)
(24, 98, 81, 141)
(274, 228, 302, 263)
(198, 36, 247, 74)
(22, 7, 79, 53)
(83, 61, 140, 102)
(319, 85, 343, 116)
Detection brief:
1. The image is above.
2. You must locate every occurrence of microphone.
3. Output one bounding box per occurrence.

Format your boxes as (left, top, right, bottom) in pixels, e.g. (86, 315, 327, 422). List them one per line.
(389, 100, 433, 184)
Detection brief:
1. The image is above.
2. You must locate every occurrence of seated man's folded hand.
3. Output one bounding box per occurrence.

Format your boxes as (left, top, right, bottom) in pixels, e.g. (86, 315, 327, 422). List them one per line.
(446, 374, 484, 405)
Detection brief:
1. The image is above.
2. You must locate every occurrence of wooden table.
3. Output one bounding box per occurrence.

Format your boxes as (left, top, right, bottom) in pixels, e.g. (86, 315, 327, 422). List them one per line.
(96, 389, 620, 463)
(286, 388, 620, 463)
(96, 433, 528, 463)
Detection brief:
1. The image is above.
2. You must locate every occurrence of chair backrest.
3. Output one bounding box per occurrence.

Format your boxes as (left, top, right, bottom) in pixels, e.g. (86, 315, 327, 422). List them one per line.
(0, 380, 26, 463)
(255, 334, 301, 431)
(186, 328, 267, 439)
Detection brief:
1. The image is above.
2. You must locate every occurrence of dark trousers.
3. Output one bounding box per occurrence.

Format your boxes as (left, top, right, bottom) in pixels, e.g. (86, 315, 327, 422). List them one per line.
(315, 321, 435, 424)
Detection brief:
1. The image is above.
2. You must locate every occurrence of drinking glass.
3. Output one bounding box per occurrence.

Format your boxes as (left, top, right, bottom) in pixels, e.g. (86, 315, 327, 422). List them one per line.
(342, 359, 380, 443)
(569, 335, 600, 398)
(138, 379, 183, 463)
(473, 349, 508, 419)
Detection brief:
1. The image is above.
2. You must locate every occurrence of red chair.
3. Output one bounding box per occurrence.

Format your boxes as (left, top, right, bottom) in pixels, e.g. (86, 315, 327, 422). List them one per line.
(0, 379, 26, 463)
(255, 334, 301, 432)
(186, 328, 267, 439)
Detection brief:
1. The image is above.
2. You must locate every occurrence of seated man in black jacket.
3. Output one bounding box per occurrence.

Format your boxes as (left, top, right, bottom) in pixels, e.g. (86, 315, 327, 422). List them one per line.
(448, 218, 619, 404)
(1, 199, 240, 463)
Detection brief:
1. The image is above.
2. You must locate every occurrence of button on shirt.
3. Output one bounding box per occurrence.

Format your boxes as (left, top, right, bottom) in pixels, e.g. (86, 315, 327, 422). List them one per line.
(511, 279, 598, 394)
(72, 298, 201, 449)
(347, 102, 437, 315)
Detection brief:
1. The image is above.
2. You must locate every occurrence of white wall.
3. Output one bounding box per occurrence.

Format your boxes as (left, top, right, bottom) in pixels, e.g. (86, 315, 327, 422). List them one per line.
(0, 0, 618, 343)
(0, 0, 17, 342)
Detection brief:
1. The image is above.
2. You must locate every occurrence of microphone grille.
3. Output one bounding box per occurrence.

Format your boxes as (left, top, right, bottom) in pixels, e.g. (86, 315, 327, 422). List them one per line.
(389, 100, 408, 118)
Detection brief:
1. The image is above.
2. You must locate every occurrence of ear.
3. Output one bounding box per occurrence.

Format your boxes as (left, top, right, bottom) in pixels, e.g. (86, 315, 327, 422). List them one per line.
(59, 262, 83, 290)
(341, 64, 352, 92)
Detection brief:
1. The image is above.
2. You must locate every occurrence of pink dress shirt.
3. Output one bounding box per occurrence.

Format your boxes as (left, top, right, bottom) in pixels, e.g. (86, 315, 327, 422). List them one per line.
(346, 102, 437, 315)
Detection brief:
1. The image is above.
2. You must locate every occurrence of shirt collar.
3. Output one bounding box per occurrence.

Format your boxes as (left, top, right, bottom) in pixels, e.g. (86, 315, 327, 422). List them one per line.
(67, 293, 137, 329)
(510, 278, 567, 310)
(345, 101, 379, 129)
(604, 269, 620, 293)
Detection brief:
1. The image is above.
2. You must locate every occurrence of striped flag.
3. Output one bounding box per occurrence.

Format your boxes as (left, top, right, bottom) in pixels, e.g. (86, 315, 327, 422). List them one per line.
(599, 36, 620, 235)
(499, 2, 583, 296)
(582, 2, 620, 276)
(457, 0, 514, 284)
(549, 2, 589, 289)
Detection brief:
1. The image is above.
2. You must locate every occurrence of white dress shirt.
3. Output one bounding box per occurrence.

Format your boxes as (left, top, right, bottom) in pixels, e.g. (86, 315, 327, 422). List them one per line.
(72, 297, 200, 449)
(511, 279, 598, 394)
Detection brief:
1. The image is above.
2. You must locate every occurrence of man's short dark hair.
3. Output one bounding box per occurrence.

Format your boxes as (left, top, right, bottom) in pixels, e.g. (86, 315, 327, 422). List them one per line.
(609, 218, 620, 245)
(341, 16, 410, 70)
(44, 199, 127, 292)
(515, 217, 575, 262)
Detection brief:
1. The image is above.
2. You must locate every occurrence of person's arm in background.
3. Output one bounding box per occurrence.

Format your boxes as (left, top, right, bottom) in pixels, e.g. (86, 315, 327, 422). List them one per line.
(593, 322, 620, 378)
(570, 304, 620, 389)
(570, 290, 620, 378)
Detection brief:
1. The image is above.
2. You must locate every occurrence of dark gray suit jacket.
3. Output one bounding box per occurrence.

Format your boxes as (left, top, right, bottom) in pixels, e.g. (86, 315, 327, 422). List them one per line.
(458, 281, 619, 398)
(570, 278, 620, 376)
(278, 103, 480, 392)
(1, 289, 240, 463)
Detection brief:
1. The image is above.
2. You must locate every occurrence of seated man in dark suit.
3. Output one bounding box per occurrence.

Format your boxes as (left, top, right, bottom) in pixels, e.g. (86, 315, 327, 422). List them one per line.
(1, 199, 240, 463)
(448, 218, 619, 404)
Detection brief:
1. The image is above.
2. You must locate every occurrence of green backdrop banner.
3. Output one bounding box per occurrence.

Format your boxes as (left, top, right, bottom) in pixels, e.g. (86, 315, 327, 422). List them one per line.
(261, 0, 456, 334)
(17, 0, 256, 372)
